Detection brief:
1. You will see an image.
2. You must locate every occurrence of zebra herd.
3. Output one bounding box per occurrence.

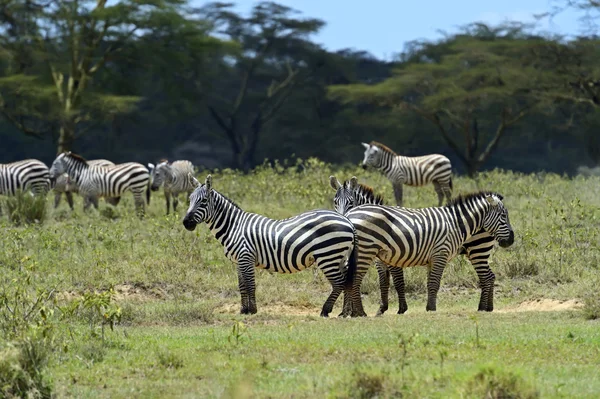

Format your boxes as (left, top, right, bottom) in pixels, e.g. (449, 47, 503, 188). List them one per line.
(0, 152, 197, 217)
(1, 141, 515, 318)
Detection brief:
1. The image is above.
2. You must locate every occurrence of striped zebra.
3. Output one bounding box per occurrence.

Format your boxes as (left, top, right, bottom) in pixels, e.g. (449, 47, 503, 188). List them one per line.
(0, 159, 50, 215)
(182, 174, 358, 317)
(361, 141, 453, 206)
(148, 160, 195, 214)
(330, 176, 499, 314)
(342, 189, 514, 317)
(53, 159, 120, 210)
(48, 152, 150, 216)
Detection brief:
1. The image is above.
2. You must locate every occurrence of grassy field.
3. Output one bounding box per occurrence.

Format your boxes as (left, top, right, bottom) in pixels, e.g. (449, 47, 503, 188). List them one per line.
(1, 159, 600, 398)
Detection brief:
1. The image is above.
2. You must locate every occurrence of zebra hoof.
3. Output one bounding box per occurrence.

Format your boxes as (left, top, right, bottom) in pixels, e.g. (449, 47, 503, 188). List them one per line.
(398, 305, 408, 314)
(425, 305, 437, 312)
(351, 311, 367, 318)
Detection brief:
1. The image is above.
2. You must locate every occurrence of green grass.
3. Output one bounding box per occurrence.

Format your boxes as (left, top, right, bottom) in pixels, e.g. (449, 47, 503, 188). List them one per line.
(1, 159, 600, 398)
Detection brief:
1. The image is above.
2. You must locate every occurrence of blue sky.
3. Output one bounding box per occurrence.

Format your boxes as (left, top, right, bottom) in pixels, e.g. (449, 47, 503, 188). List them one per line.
(194, 0, 586, 60)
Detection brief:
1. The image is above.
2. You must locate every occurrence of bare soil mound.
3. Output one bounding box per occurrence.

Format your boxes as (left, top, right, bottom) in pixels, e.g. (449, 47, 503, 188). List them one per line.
(499, 299, 582, 313)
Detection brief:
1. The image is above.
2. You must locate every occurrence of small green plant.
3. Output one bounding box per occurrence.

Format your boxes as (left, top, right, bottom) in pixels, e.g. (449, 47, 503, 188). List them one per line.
(63, 288, 122, 343)
(470, 315, 482, 348)
(467, 366, 539, 399)
(398, 333, 415, 384)
(157, 349, 184, 370)
(3, 190, 47, 226)
(228, 321, 248, 346)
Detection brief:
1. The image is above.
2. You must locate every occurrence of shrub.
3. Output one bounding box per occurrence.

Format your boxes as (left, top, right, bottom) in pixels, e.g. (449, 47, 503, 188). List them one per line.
(582, 294, 600, 320)
(0, 338, 53, 399)
(467, 366, 539, 399)
(3, 191, 47, 226)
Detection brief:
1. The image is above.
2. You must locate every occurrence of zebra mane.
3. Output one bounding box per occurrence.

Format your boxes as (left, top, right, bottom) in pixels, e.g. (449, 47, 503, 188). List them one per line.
(347, 181, 385, 205)
(159, 158, 169, 165)
(66, 152, 88, 164)
(209, 186, 241, 210)
(370, 141, 397, 156)
(446, 191, 504, 207)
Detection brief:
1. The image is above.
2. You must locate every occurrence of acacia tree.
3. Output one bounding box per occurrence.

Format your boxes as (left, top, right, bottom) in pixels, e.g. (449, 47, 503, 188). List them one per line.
(200, 1, 326, 171)
(0, 0, 213, 153)
(329, 24, 549, 177)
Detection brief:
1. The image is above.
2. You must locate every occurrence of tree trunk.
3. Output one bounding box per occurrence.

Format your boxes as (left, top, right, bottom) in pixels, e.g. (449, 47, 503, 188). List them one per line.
(57, 119, 75, 154)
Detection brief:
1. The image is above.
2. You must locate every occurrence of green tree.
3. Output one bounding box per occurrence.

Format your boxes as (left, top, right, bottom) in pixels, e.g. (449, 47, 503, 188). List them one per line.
(201, 1, 326, 171)
(329, 24, 550, 176)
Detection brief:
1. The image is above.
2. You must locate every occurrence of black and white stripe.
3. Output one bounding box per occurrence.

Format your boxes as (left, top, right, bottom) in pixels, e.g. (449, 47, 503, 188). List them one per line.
(53, 159, 119, 210)
(343, 190, 514, 317)
(330, 176, 499, 314)
(49, 152, 150, 215)
(0, 159, 50, 196)
(148, 160, 195, 214)
(361, 141, 453, 206)
(182, 174, 357, 317)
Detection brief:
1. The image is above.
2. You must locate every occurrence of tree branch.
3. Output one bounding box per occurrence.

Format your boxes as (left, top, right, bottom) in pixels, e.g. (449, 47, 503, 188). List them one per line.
(207, 105, 240, 155)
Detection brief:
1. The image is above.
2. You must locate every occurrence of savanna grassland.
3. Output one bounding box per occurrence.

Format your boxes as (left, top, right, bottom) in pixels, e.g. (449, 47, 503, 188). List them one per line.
(1, 159, 600, 398)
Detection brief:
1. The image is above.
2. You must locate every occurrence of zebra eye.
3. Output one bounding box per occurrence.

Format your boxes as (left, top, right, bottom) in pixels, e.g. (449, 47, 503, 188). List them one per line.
(199, 198, 208, 205)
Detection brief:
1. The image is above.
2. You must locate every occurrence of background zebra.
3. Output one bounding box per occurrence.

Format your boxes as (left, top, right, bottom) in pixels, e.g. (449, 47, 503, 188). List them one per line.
(342, 190, 514, 317)
(0, 159, 50, 197)
(361, 141, 453, 206)
(53, 159, 121, 210)
(330, 176, 499, 314)
(182, 174, 357, 317)
(148, 160, 195, 214)
(49, 152, 150, 216)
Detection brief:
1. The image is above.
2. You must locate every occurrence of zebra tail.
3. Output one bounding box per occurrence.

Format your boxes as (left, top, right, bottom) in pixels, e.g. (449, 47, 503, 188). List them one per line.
(345, 233, 358, 290)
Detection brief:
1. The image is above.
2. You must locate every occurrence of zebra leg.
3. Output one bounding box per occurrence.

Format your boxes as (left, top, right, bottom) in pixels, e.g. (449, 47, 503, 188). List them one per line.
(91, 196, 99, 210)
(237, 257, 257, 315)
(375, 260, 391, 316)
(319, 268, 345, 318)
(54, 192, 61, 209)
(65, 192, 74, 210)
(433, 181, 445, 206)
(426, 257, 447, 312)
(389, 266, 408, 314)
(172, 194, 179, 213)
(133, 191, 146, 217)
(474, 264, 495, 312)
(83, 196, 93, 211)
(392, 182, 404, 207)
(349, 269, 368, 318)
(164, 191, 171, 215)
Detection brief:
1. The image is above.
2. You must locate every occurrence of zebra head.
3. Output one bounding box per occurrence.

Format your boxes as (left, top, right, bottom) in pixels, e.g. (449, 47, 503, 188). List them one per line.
(49, 152, 68, 181)
(361, 142, 383, 170)
(149, 161, 171, 191)
(329, 175, 358, 215)
(481, 193, 514, 248)
(183, 174, 212, 231)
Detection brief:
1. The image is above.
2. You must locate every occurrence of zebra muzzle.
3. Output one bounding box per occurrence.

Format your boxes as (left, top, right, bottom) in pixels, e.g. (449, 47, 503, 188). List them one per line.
(182, 217, 197, 231)
(499, 230, 515, 248)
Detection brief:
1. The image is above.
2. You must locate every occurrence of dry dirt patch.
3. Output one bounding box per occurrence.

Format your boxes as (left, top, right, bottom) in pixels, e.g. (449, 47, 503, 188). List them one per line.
(498, 299, 582, 313)
(215, 303, 322, 316)
(56, 283, 168, 303)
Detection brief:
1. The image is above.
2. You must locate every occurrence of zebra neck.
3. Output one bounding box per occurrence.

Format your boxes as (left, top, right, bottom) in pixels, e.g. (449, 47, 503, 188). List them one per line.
(205, 195, 244, 246)
(448, 201, 485, 243)
(381, 153, 401, 177)
(65, 159, 89, 185)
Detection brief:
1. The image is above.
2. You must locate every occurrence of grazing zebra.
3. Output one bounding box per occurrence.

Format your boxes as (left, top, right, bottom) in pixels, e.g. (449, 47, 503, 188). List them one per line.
(148, 160, 195, 214)
(182, 174, 358, 317)
(342, 190, 514, 317)
(0, 159, 50, 197)
(53, 159, 121, 210)
(48, 152, 150, 216)
(330, 176, 499, 315)
(361, 141, 453, 206)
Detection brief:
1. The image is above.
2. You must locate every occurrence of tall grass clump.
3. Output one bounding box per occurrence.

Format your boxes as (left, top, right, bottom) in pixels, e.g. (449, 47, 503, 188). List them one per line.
(466, 366, 539, 399)
(3, 190, 48, 226)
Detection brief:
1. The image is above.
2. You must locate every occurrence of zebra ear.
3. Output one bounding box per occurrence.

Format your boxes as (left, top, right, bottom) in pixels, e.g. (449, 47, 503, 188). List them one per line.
(188, 173, 200, 188)
(205, 174, 212, 192)
(329, 176, 342, 191)
(486, 195, 500, 206)
(349, 176, 358, 190)
(147, 163, 154, 171)
(361, 142, 370, 150)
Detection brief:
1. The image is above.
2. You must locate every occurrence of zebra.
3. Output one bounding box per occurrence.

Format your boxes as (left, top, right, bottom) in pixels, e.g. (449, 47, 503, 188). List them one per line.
(0, 159, 50, 215)
(52, 159, 121, 210)
(361, 141, 453, 206)
(341, 189, 514, 317)
(182, 174, 358, 317)
(148, 160, 195, 214)
(330, 176, 499, 315)
(48, 152, 150, 216)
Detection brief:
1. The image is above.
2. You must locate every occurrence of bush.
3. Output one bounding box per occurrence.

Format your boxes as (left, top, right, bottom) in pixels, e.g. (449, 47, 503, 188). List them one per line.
(3, 191, 47, 226)
(582, 294, 600, 320)
(467, 366, 539, 399)
(0, 339, 53, 399)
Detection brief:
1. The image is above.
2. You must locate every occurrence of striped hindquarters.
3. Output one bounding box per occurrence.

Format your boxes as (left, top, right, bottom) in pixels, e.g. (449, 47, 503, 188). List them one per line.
(85, 162, 149, 197)
(399, 154, 452, 187)
(168, 160, 195, 193)
(0, 159, 50, 195)
(54, 159, 115, 193)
